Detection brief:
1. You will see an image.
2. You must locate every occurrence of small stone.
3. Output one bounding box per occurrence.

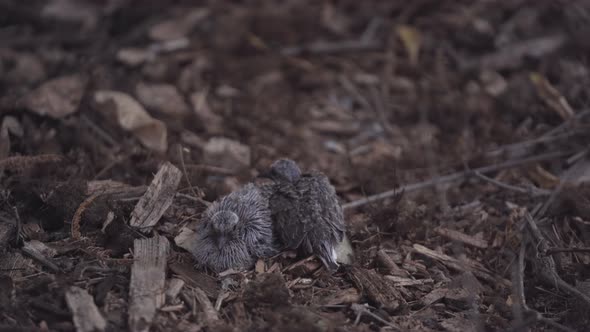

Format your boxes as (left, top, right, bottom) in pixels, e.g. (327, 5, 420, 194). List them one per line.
(203, 137, 251, 172)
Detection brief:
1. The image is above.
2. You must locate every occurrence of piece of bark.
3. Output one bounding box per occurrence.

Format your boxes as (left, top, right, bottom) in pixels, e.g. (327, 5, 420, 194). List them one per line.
(65, 286, 107, 332)
(319, 288, 361, 305)
(129, 162, 181, 232)
(0, 222, 15, 248)
(202, 137, 251, 173)
(21, 240, 60, 272)
(0, 252, 32, 278)
(412, 244, 509, 286)
(347, 266, 403, 312)
(165, 278, 185, 304)
(128, 236, 170, 332)
(376, 250, 409, 277)
(192, 287, 219, 325)
(169, 262, 219, 298)
(434, 227, 488, 249)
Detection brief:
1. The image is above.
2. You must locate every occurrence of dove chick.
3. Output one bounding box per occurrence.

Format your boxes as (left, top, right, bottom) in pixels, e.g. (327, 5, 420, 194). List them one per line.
(190, 183, 277, 272)
(260, 159, 345, 270)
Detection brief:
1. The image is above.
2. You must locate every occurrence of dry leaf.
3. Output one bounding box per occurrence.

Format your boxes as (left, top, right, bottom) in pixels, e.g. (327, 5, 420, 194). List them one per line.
(190, 90, 223, 134)
(24, 75, 86, 119)
(203, 137, 251, 172)
(117, 48, 151, 67)
(397, 25, 421, 66)
(94, 91, 168, 153)
(136, 82, 190, 116)
(42, 0, 99, 30)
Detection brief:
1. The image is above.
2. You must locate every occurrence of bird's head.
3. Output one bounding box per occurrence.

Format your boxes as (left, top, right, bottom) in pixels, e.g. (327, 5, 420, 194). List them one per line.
(260, 158, 301, 183)
(210, 210, 239, 248)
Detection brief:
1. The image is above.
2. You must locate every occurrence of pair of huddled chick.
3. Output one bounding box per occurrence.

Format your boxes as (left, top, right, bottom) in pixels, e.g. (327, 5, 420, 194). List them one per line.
(189, 159, 345, 273)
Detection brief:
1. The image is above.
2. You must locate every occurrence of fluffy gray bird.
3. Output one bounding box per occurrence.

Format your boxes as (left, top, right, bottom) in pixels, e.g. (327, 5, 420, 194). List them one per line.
(189, 183, 277, 272)
(259, 159, 345, 270)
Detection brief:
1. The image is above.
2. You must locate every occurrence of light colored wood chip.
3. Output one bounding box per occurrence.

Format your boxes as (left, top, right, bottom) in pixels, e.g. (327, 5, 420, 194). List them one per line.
(21, 240, 60, 272)
(65, 286, 107, 332)
(385, 275, 434, 287)
(193, 287, 219, 324)
(434, 227, 488, 249)
(128, 235, 170, 332)
(129, 162, 182, 232)
(347, 266, 404, 312)
(376, 250, 409, 277)
(165, 278, 185, 304)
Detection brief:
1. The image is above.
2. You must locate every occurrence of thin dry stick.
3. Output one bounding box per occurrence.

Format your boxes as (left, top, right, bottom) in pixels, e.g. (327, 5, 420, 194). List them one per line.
(484, 109, 590, 159)
(343, 150, 569, 210)
(483, 130, 582, 159)
(524, 212, 590, 307)
(534, 158, 582, 218)
(178, 145, 200, 200)
(473, 171, 550, 196)
(508, 235, 576, 332)
(546, 247, 590, 254)
(280, 20, 381, 57)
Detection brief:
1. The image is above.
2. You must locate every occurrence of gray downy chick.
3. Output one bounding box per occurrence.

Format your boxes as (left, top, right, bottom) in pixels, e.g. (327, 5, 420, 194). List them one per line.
(190, 183, 277, 273)
(260, 159, 345, 270)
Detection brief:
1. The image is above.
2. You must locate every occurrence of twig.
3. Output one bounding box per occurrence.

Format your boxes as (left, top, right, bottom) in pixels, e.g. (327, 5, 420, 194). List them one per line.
(509, 235, 576, 332)
(183, 164, 235, 176)
(178, 145, 200, 200)
(524, 212, 590, 307)
(350, 303, 401, 331)
(473, 171, 550, 196)
(343, 151, 569, 210)
(534, 158, 581, 218)
(483, 130, 582, 159)
(12, 206, 23, 246)
(545, 247, 590, 254)
(80, 115, 118, 148)
(175, 193, 211, 208)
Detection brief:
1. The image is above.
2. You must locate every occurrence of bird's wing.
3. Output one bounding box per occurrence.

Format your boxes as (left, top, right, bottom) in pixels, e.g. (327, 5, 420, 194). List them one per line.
(268, 183, 306, 249)
(297, 172, 345, 242)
